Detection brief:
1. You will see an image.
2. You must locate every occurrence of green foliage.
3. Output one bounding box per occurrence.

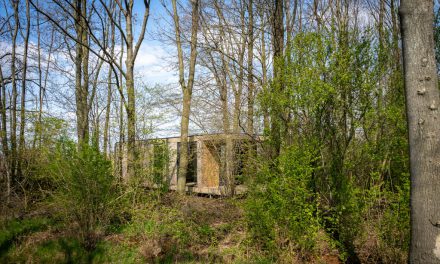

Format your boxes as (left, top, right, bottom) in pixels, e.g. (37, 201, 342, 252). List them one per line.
(32, 116, 69, 148)
(255, 27, 409, 261)
(46, 140, 119, 250)
(245, 143, 320, 255)
(379, 177, 410, 259)
(0, 218, 50, 260)
(92, 240, 139, 263)
(151, 140, 171, 192)
(15, 116, 69, 199)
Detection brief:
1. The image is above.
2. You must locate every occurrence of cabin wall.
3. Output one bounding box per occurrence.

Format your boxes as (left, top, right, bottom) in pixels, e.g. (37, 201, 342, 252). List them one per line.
(115, 134, 257, 194)
(200, 141, 220, 188)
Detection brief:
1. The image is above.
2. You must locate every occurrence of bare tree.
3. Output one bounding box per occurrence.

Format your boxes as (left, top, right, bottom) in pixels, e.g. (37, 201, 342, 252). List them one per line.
(30, 0, 150, 178)
(34, 8, 55, 148)
(247, 0, 254, 135)
(74, 0, 90, 146)
(18, 0, 31, 174)
(10, 0, 19, 179)
(0, 59, 10, 204)
(103, 2, 116, 158)
(172, 0, 200, 193)
(117, 0, 150, 179)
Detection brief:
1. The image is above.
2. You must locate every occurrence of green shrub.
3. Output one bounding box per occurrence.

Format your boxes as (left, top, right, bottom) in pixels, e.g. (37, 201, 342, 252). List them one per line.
(46, 141, 119, 250)
(245, 144, 320, 257)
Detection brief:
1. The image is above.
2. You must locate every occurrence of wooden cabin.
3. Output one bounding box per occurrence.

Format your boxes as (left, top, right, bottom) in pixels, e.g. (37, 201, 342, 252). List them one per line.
(114, 133, 258, 195)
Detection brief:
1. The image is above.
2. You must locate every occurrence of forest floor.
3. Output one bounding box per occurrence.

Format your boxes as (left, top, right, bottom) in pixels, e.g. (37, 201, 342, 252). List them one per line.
(0, 192, 340, 263)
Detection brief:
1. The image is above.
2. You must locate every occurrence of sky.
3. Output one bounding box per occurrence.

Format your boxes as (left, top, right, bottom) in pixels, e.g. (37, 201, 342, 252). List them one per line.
(0, 0, 178, 85)
(132, 0, 177, 86)
(0, 0, 183, 139)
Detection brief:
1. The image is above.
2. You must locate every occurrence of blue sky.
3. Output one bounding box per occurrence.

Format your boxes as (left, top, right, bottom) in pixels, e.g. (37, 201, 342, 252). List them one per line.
(129, 0, 177, 85)
(0, 0, 181, 138)
(0, 0, 177, 85)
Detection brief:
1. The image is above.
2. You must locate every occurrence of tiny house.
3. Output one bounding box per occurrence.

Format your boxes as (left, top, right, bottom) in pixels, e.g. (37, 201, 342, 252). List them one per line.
(115, 133, 259, 195)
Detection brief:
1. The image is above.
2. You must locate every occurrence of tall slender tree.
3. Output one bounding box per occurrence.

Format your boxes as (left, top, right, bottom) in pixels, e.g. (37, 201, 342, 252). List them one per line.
(19, 0, 31, 174)
(10, 0, 19, 179)
(172, 0, 200, 193)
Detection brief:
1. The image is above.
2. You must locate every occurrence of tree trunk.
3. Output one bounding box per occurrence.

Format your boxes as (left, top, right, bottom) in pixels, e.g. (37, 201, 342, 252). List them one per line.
(36, 7, 43, 148)
(172, 0, 200, 194)
(0, 66, 8, 157)
(81, 0, 90, 144)
(35, 19, 54, 148)
(19, 0, 31, 167)
(10, 0, 19, 179)
(232, 2, 246, 134)
(270, 0, 284, 158)
(247, 0, 254, 135)
(122, 0, 149, 179)
(90, 59, 104, 149)
(215, 45, 232, 195)
(119, 92, 125, 180)
(260, 8, 269, 132)
(400, 1, 440, 262)
(125, 2, 136, 179)
(0, 65, 9, 204)
(391, 0, 400, 71)
(104, 8, 115, 158)
(118, 13, 125, 179)
(126, 62, 136, 179)
(178, 89, 191, 193)
(74, 0, 88, 146)
(104, 69, 112, 157)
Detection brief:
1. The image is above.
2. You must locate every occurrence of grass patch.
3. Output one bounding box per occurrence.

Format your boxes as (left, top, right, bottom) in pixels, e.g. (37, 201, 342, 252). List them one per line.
(0, 217, 51, 259)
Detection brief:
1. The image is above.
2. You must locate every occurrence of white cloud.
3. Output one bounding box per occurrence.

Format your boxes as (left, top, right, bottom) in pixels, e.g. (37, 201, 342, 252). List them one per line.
(134, 42, 177, 85)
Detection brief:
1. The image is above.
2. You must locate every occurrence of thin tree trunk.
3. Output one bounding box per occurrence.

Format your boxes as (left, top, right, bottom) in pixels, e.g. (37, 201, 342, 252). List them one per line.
(219, 25, 234, 195)
(260, 9, 269, 132)
(10, 0, 19, 179)
(103, 73, 112, 157)
(74, 0, 87, 146)
(247, 0, 254, 135)
(35, 22, 54, 148)
(104, 5, 115, 158)
(104, 69, 113, 157)
(376, 0, 385, 140)
(19, 0, 31, 174)
(0, 65, 9, 204)
(0, 66, 8, 158)
(35, 5, 42, 148)
(391, 0, 400, 71)
(81, 0, 90, 145)
(90, 59, 104, 149)
(125, 1, 137, 178)
(271, 0, 284, 158)
(400, 1, 440, 262)
(122, 0, 149, 180)
(232, 3, 246, 134)
(118, 11, 125, 179)
(172, 0, 200, 193)
(119, 95, 124, 178)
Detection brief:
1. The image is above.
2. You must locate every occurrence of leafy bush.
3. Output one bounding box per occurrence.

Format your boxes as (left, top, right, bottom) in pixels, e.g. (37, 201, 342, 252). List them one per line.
(245, 144, 320, 257)
(46, 141, 119, 250)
